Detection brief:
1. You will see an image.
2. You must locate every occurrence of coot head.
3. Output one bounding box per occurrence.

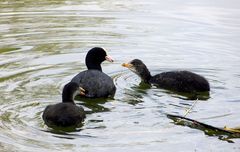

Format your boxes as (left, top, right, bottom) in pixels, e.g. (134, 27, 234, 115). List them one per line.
(122, 59, 151, 83)
(85, 47, 114, 71)
(62, 82, 85, 103)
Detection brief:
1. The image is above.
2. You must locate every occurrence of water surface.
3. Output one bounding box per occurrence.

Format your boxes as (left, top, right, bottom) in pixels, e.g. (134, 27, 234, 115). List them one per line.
(0, 0, 240, 151)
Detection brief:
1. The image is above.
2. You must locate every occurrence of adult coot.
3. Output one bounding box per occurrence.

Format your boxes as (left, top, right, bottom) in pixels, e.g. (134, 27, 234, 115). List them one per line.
(42, 82, 86, 127)
(71, 47, 116, 98)
(122, 59, 210, 93)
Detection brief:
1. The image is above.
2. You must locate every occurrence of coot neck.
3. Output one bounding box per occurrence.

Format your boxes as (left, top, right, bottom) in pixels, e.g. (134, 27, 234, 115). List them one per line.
(86, 59, 102, 72)
(139, 67, 152, 84)
(62, 89, 78, 104)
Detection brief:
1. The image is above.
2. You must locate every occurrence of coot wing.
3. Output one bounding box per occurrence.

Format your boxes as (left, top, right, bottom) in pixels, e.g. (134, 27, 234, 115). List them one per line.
(71, 70, 116, 98)
(150, 71, 209, 92)
(42, 103, 85, 127)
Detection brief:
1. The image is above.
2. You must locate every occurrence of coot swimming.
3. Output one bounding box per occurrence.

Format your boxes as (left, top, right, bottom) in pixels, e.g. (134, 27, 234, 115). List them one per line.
(122, 59, 210, 93)
(42, 82, 86, 127)
(71, 47, 116, 98)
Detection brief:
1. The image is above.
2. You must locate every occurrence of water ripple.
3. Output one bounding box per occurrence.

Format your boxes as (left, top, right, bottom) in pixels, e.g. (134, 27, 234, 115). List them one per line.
(0, 0, 240, 151)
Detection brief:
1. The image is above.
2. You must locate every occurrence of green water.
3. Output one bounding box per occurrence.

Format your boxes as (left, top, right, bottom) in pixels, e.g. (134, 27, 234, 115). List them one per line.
(0, 0, 240, 151)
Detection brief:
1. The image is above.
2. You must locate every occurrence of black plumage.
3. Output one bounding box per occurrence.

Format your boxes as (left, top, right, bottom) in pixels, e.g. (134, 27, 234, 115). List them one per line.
(71, 47, 116, 98)
(122, 59, 210, 93)
(42, 82, 86, 127)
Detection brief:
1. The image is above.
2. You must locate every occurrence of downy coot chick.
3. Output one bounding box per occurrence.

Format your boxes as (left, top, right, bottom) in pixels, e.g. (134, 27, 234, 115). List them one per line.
(122, 59, 210, 93)
(71, 47, 116, 98)
(42, 82, 86, 127)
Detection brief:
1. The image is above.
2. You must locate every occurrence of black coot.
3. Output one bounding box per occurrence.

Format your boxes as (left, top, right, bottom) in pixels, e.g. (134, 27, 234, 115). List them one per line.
(122, 59, 210, 93)
(42, 82, 86, 127)
(71, 47, 116, 98)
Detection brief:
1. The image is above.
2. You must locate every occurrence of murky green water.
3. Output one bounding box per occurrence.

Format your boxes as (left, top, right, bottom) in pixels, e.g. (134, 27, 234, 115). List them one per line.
(0, 0, 240, 151)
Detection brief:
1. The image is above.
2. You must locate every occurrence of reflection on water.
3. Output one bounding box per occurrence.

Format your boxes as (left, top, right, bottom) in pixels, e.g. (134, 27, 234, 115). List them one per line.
(76, 97, 111, 114)
(0, 0, 240, 151)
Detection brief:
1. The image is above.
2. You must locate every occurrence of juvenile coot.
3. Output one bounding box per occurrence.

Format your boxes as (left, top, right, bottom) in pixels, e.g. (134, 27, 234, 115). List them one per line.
(122, 59, 210, 93)
(71, 47, 116, 98)
(42, 82, 86, 127)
